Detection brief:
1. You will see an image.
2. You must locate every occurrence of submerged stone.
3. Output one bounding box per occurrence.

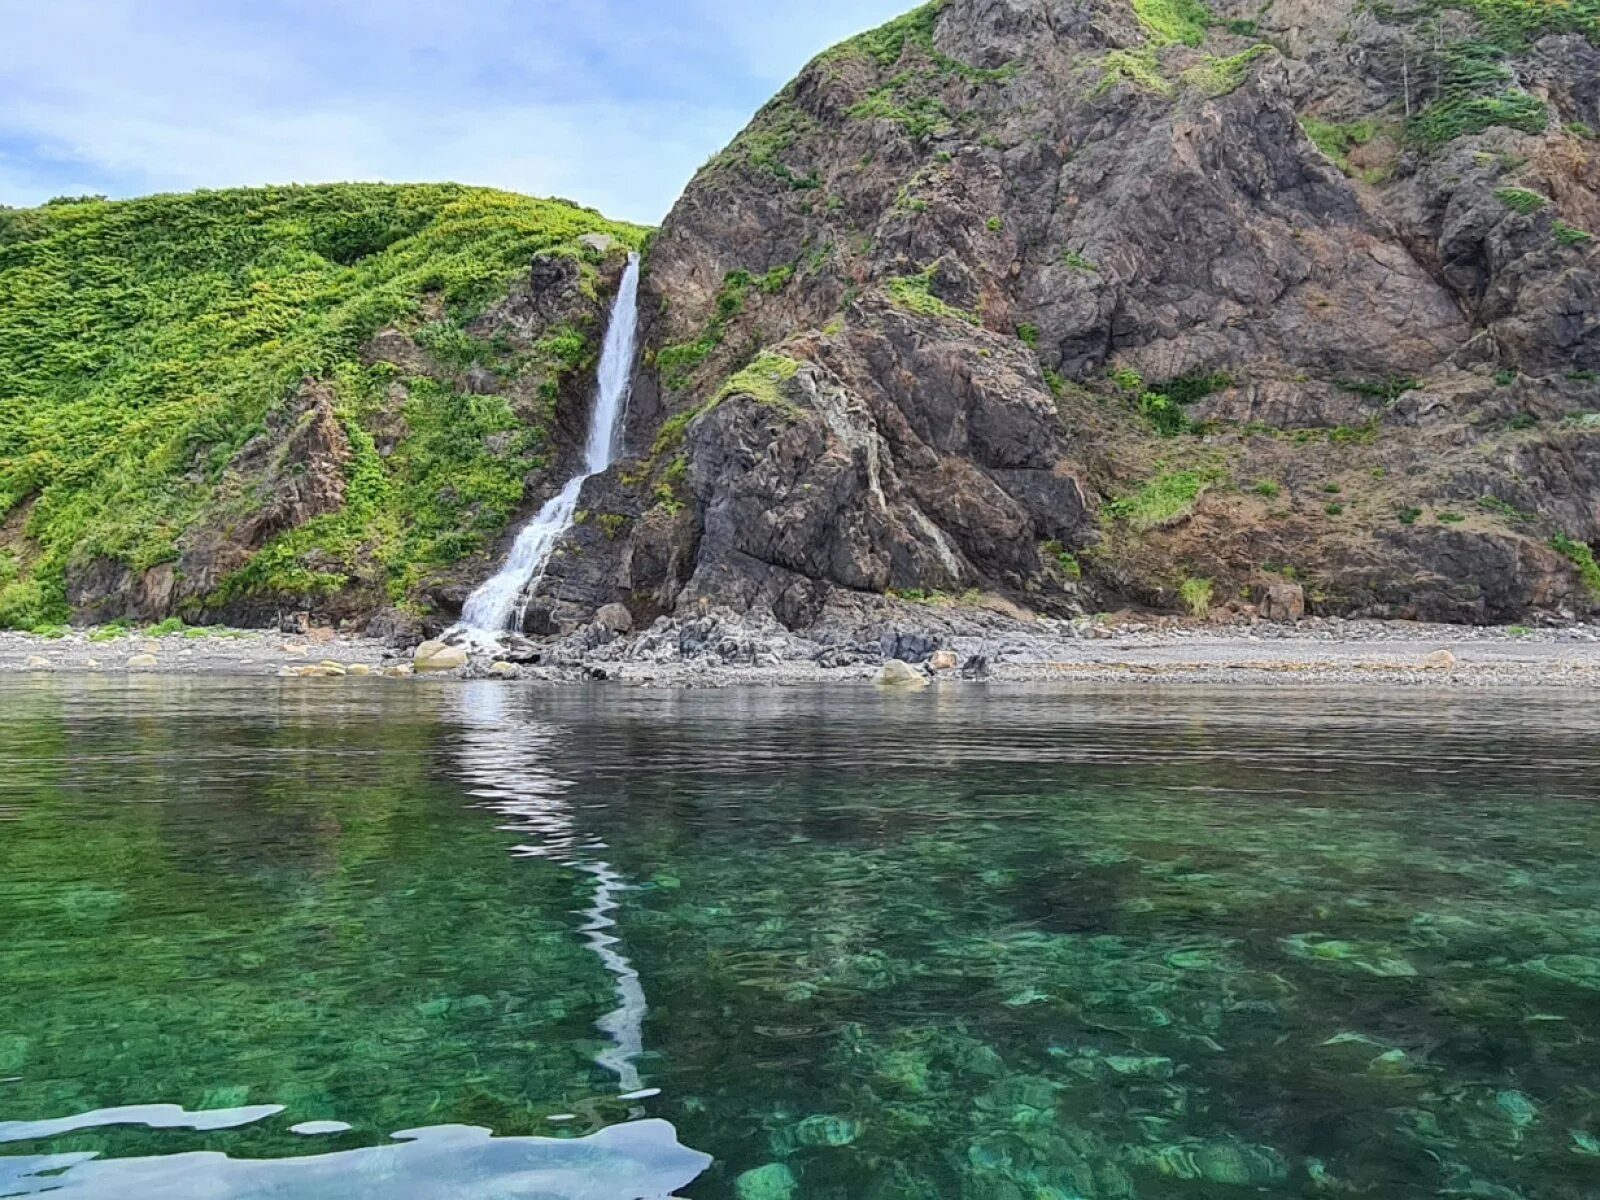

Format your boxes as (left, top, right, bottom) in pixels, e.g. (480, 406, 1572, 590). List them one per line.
(1282, 934, 1418, 977)
(1131, 1139, 1289, 1187)
(1495, 1090, 1538, 1128)
(1520, 955, 1600, 992)
(795, 1114, 861, 1146)
(736, 1162, 797, 1200)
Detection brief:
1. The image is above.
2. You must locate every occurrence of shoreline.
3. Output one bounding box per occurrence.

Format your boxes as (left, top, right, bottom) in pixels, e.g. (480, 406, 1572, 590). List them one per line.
(3, 619, 1599, 689)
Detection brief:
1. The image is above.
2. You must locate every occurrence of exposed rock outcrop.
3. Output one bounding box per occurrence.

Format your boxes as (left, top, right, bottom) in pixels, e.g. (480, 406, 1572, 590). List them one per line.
(545, 0, 1600, 630)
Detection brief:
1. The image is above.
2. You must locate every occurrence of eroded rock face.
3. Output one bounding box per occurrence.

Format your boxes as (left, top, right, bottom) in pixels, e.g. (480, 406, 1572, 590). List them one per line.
(68, 379, 352, 625)
(593, 0, 1600, 628)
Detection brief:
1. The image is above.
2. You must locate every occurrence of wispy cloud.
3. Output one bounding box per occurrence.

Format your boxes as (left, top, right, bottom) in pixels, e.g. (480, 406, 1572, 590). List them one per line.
(0, 0, 913, 223)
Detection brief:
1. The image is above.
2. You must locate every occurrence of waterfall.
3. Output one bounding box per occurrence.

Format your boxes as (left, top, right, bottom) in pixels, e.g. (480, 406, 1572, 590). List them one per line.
(457, 253, 641, 639)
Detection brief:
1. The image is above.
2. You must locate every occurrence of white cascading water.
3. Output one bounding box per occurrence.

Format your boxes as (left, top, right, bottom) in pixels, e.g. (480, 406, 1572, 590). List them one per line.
(456, 253, 641, 640)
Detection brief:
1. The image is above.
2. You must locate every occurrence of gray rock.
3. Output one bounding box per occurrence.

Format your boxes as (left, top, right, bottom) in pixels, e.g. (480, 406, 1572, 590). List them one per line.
(1260, 582, 1307, 623)
(594, 603, 634, 634)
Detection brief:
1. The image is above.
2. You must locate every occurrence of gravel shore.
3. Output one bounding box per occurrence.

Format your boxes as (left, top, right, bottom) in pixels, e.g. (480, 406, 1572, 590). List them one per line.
(3, 619, 1599, 689)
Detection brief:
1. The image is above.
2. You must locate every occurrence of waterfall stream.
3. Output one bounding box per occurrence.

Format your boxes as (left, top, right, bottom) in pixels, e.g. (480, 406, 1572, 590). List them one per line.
(457, 253, 641, 640)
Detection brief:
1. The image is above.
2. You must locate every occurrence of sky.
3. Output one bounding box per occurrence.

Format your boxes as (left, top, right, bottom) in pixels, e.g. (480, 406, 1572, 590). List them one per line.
(0, 0, 915, 225)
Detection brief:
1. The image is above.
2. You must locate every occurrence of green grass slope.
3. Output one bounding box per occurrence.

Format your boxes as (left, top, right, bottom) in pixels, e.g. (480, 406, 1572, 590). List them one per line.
(0, 184, 646, 628)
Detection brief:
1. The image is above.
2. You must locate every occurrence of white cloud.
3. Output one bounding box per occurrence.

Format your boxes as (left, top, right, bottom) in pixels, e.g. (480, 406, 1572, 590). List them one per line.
(0, 0, 914, 221)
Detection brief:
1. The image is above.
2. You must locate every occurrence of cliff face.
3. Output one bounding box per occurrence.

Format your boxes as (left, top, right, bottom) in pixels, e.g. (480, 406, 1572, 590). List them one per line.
(6, 5, 1598, 636)
(573, 0, 1600, 630)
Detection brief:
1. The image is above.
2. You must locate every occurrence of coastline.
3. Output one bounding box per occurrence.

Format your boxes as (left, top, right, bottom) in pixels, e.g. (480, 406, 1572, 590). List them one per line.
(4, 619, 1599, 689)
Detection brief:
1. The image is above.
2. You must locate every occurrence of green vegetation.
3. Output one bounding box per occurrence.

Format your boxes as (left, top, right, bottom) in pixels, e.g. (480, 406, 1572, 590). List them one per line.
(1179, 576, 1214, 617)
(848, 84, 954, 140)
(986, 216, 1004, 232)
(0, 184, 645, 627)
(1111, 368, 1146, 394)
(711, 102, 822, 190)
(758, 265, 795, 294)
(1062, 250, 1100, 273)
(1106, 468, 1225, 530)
(1139, 392, 1190, 436)
(715, 353, 804, 409)
(1438, 510, 1467, 524)
(1495, 187, 1549, 215)
(1398, 506, 1424, 526)
(886, 266, 980, 325)
(829, 1, 943, 66)
(1095, 49, 1175, 98)
(1252, 481, 1281, 499)
(1043, 540, 1083, 581)
(1016, 323, 1040, 348)
(1444, 0, 1600, 47)
(1325, 502, 1346, 516)
(1134, 0, 1211, 47)
(657, 270, 757, 390)
(1554, 220, 1595, 246)
(1161, 371, 1232, 405)
(1478, 494, 1536, 522)
(1551, 534, 1600, 598)
(1301, 117, 1382, 174)
(1408, 41, 1548, 147)
(1181, 44, 1276, 96)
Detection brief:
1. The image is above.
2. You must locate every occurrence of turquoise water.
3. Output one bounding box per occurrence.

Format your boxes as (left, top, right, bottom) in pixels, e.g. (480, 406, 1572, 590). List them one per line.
(2, 677, 1598, 1198)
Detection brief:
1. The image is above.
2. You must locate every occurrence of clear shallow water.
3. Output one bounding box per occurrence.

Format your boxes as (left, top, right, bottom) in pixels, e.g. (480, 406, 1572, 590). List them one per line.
(2, 678, 1599, 1199)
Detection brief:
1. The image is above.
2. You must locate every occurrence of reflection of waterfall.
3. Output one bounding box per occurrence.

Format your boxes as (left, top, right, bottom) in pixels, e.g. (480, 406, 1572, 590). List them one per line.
(452, 685, 646, 1095)
(455, 254, 641, 640)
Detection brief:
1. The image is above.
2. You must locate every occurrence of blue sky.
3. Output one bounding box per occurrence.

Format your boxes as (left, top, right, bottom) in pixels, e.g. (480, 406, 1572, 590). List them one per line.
(0, 0, 914, 224)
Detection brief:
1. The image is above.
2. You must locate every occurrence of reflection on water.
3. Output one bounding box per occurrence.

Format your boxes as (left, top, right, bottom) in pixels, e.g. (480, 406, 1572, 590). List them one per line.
(0, 1119, 709, 1198)
(453, 685, 648, 1096)
(2, 677, 1600, 1199)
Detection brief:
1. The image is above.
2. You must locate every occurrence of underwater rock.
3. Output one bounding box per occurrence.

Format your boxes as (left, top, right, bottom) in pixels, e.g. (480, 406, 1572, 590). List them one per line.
(1130, 1139, 1289, 1187)
(126, 653, 158, 669)
(1282, 934, 1419, 977)
(23, 656, 49, 670)
(735, 1162, 797, 1200)
(794, 1114, 861, 1147)
(1519, 954, 1600, 992)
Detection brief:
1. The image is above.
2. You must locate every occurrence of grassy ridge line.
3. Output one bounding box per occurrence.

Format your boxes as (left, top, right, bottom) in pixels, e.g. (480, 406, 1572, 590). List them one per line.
(0, 184, 646, 627)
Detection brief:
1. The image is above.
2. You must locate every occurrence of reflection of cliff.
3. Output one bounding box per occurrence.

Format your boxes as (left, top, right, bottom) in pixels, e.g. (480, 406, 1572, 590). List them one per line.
(451, 684, 647, 1095)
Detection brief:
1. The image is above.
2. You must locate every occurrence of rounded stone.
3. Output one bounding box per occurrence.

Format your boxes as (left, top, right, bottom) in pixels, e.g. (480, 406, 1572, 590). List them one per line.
(876, 660, 930, 689)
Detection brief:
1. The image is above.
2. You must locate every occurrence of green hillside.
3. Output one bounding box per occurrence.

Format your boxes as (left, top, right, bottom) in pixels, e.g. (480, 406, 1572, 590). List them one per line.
(0, 184, 646, 628)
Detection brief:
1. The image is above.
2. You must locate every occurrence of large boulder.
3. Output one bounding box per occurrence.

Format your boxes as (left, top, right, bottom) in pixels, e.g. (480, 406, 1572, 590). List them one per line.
(876, 660, 931, 689)
(414, 640, 470, 673)
(1259, 581, 1307, 623)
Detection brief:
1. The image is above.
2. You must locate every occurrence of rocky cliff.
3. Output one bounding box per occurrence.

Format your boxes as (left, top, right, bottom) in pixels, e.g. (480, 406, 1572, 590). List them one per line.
(546, 0, 1600, 633)
(5, 3, 1598, 637)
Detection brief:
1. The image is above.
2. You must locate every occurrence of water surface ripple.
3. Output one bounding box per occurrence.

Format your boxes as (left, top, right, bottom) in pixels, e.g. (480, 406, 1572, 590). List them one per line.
(1, 678, 1598, 1199)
